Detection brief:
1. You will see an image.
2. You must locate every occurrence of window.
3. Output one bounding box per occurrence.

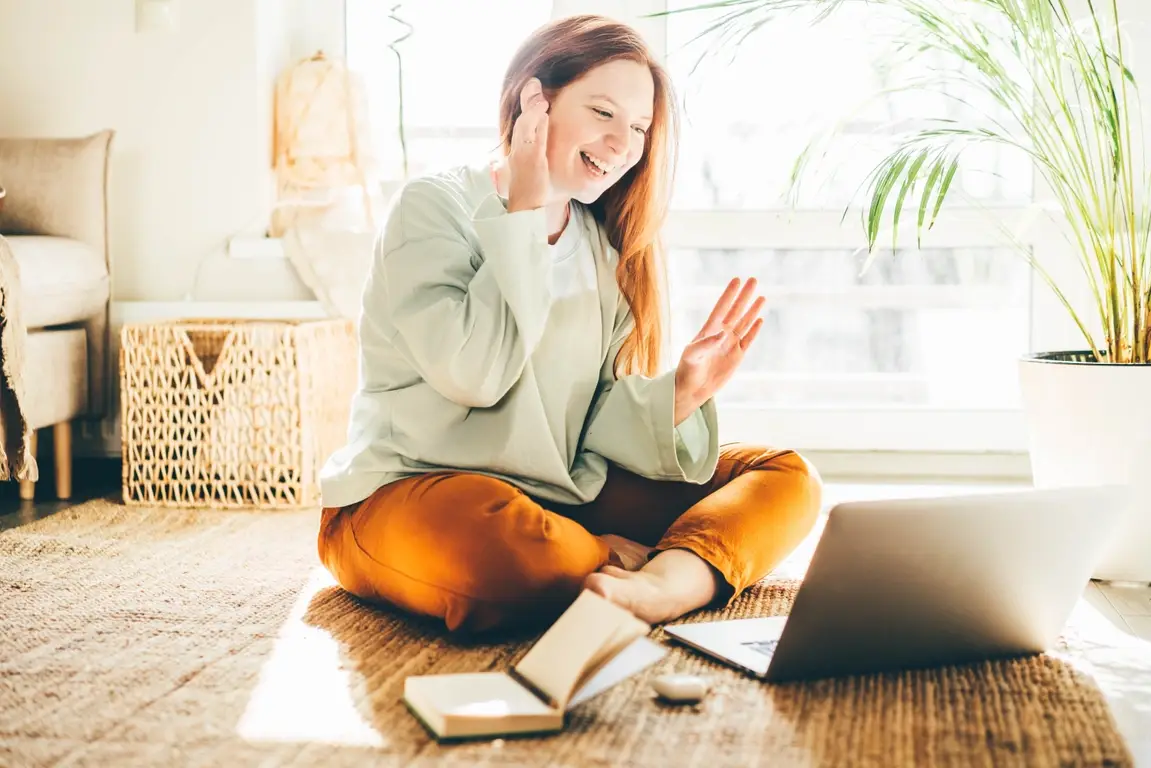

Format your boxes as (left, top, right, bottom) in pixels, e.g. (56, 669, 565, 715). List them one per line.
(658, 0, 1040, 451)
(345, 0, 553, 178)
(347, 0, 1058, 454)
(667, 247, 1029, 409)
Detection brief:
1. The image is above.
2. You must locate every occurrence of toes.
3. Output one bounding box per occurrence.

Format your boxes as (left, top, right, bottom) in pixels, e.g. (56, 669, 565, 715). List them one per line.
(584, 572, 614, 600)
(585, 571, 644, 618)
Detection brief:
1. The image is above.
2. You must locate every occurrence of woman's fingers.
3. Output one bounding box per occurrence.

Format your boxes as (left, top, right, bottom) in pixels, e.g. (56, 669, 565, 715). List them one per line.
(534, 109, 549, 156)
(521, 100, 547, 146)
(700, 278, 742, 335)
(513, 78, 548, 148)
(520, 77, 543, 111)
(740, 317, 764, 351)
(700, 277, 764, 341)
(733, 296, 766, 337)
(722, 277, 759, 327)
(506, 78, 551, 211)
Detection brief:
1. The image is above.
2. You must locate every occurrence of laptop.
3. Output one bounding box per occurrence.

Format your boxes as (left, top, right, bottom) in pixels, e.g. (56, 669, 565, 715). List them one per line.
(663, 484, 1129, 683)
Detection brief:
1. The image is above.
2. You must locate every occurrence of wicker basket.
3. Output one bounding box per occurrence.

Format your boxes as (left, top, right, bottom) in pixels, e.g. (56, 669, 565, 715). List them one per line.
(120, 318, 357, 508)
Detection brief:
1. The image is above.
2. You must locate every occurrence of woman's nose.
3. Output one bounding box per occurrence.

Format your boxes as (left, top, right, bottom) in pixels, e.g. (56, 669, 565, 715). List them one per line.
(602, 128, 627, 161)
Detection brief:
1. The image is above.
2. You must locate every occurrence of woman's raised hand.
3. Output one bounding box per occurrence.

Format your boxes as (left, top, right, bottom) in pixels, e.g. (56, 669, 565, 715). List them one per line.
(506, 78, 551, 213)
(673, 278, 766, 424)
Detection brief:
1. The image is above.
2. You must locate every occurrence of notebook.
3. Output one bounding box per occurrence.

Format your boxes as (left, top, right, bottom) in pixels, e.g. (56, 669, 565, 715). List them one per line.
(403, 590, 667, 740)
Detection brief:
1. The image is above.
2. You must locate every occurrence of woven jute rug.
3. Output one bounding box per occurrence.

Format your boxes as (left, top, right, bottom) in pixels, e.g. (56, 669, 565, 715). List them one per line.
(0, 499, 1133, 767)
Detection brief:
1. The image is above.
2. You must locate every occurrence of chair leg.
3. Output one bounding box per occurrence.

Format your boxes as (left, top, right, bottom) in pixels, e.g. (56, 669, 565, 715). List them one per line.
(54, 422, 72, 500)
(18, 430, 36, 500)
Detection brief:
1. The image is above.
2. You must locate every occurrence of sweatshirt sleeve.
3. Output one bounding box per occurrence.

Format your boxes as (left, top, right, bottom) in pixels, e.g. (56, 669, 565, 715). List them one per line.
(373, 179, 552, 408)
(581, 301, 720, 483)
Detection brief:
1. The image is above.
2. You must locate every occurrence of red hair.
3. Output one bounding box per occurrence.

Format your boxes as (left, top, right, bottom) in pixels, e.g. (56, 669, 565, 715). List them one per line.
(497, 15, 677, 377)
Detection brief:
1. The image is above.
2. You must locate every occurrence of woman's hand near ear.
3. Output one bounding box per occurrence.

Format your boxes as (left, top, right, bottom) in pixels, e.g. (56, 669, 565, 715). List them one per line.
(506, 78, 551, 213)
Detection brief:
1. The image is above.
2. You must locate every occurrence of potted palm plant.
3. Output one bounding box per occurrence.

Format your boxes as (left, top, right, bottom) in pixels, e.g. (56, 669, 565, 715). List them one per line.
(667, 0, 1151, 582)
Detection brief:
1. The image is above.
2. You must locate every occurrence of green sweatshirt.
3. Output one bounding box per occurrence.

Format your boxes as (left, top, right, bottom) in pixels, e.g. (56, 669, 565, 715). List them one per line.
(319, 161, 720, 509)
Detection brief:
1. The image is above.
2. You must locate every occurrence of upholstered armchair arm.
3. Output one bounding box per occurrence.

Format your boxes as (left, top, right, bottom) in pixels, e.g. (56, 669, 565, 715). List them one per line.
(0, 130, 113, 260)
(0, 130, 115, 419)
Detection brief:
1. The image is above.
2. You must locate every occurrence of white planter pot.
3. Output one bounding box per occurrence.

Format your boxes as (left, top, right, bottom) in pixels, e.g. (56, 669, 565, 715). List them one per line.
(1019, 352, 1151, 583)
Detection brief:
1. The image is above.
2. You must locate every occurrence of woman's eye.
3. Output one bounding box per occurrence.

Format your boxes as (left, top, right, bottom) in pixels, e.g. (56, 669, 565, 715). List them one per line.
(633, 126, 648, 135)
(593, 108, 612, 118)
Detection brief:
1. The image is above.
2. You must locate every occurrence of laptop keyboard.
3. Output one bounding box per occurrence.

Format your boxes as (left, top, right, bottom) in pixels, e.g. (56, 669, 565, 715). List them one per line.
(741, 639, 780, 658)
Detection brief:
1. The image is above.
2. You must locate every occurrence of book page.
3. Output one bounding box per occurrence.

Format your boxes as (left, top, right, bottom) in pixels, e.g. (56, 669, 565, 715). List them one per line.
(513, 590, 649, 708)
(566, 636, 667, 709)
(573, 621, 649, 693)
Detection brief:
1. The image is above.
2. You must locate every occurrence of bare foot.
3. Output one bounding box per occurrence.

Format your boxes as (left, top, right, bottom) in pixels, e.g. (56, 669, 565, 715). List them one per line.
(598, 534, 654, 571)
(585, 567, 675, 624)
(584, 549, 724, 625)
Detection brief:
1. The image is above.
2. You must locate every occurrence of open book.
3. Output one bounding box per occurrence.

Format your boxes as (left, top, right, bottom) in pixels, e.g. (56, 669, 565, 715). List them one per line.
(403, 590, 667, 740)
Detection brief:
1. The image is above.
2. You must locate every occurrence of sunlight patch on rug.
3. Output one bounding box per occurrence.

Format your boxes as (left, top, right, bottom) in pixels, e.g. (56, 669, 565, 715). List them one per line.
(236, 566, 387, 748)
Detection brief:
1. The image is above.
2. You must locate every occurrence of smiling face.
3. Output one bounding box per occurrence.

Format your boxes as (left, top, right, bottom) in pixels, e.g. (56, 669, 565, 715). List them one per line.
(543, 58, 655, 205)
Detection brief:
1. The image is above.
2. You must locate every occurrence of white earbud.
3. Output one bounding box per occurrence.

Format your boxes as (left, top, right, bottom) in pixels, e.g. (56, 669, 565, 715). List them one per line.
(651, 673, 710, 704)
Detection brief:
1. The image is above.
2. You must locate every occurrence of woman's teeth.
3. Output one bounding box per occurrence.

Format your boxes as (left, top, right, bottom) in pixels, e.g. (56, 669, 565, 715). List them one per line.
(581, 151, 613, 176)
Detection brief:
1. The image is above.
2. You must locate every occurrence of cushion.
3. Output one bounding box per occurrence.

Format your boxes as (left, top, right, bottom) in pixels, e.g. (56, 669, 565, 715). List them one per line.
(6, 236, 109, 329)
(0, 130, 112, 254)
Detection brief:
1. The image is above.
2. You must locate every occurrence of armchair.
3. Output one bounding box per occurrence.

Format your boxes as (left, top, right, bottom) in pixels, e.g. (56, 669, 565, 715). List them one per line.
(0, 130, 113, 500)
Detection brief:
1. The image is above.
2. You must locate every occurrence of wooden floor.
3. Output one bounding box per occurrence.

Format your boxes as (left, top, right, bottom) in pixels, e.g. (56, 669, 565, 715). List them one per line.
(0, 458, 120, 532)
(4, 470, 1150, 765)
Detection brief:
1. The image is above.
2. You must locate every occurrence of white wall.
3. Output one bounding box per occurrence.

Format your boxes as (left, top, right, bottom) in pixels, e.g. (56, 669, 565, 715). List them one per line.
(0, 0, 317, 302)
(287, 0, 346, 60)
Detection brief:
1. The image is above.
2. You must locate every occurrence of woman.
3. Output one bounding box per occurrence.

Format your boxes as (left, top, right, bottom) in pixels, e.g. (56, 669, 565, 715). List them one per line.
(318, 14, 822, 634)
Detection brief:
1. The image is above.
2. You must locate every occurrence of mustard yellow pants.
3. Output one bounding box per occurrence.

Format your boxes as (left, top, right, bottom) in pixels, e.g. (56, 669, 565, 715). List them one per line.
(318, 443, 822, 633)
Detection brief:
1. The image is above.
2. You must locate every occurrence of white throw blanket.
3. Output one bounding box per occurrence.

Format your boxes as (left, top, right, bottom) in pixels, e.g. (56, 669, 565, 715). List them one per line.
(0, 234, 36, 482)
